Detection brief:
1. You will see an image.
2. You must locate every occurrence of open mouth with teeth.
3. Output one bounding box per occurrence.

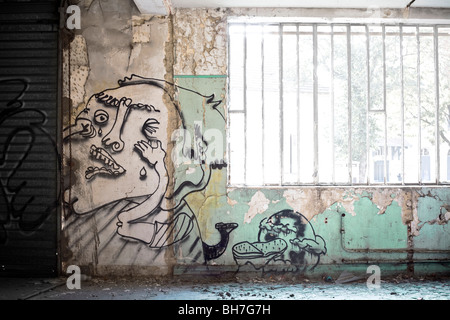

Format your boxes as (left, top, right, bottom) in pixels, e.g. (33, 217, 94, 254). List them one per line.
(85, 145, 126, 180)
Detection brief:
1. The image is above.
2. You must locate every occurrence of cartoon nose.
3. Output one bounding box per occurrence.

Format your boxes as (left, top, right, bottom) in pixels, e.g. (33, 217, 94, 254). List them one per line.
(100, 98, 130, 152)
(102, 133, 124, 152)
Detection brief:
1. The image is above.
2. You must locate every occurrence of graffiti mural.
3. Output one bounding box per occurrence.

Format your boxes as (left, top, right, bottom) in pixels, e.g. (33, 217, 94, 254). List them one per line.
(63, 75, 234, 264)
(232, 209, 327, 272)
(0, 78, 59, 244)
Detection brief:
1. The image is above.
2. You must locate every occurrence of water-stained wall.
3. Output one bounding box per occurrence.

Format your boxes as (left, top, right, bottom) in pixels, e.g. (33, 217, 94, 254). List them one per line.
(61, 1, 449, 277)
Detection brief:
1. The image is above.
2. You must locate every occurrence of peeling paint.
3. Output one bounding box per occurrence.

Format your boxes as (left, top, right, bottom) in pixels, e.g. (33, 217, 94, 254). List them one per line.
(244, 191, 270, 224)
(283, 188, 355, 221)
(132, 15, 153, 43)
(60, 1, 450, 277)
(63, 35, 89, 114)
(185, 167, 196, 175)
(227, 197, 237, 207)
(173, 8, 227, 75)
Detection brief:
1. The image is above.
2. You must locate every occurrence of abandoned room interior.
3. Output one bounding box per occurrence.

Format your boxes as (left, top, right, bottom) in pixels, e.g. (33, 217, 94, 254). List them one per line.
(0, 0, 449, 300)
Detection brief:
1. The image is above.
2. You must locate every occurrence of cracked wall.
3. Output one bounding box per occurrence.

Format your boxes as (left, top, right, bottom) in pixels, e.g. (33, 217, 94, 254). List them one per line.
(62, 2, 450, 277)
(225, 187, 449, 275)
(173, 8, 227, 76)
(62, 1, 233, 277)
(170, 7, 449, 276)
(62, 0, 176, 276)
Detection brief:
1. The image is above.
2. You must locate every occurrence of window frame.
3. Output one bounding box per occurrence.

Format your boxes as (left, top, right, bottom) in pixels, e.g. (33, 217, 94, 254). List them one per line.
(227, 19, 450, 187)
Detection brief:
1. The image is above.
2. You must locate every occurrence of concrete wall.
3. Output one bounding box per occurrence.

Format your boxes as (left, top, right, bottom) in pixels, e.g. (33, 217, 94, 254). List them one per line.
(61, 0, 450, 277)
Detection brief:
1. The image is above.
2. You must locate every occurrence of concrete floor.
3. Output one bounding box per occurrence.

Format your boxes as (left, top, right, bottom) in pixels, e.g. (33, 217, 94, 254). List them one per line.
(1, 274, 449, 301)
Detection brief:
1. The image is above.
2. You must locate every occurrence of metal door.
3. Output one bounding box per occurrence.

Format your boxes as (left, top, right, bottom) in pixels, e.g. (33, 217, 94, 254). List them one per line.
(0, 0, 59, 276)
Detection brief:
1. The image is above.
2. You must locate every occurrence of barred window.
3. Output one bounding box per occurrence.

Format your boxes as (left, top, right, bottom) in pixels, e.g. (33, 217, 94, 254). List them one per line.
(227, 22, 450, 186)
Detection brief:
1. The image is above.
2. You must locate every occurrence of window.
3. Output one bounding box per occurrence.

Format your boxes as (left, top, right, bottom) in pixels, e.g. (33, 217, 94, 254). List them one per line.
(448, 149, 450, 180)
(228, 21, 450, 186)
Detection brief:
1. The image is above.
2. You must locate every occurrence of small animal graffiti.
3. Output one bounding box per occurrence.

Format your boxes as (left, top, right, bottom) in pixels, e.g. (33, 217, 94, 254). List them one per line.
(203, 222, 238, 260)
(232, 209, 327, 272)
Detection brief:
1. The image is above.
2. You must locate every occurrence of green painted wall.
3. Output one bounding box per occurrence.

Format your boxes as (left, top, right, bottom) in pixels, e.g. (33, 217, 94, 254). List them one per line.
(62, 3, 449, 278)
(174, 76, 450, 277)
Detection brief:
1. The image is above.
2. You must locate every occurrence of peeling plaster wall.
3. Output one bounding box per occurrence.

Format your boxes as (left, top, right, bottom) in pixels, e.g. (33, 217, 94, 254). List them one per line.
(62, 2, 450, 277)
(169, 7, 449, 277)
(173, 8, 227, 76)
(226, 188, 449, 268)
(62, 0, 176, 276)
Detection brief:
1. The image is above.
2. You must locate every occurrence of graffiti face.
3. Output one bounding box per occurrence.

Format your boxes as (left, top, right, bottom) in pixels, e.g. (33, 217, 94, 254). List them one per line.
(233, 209, 326, 272)
(63, 75, 236, 264)
(258, 210, 326, 267)
(66, 83, 170, 214)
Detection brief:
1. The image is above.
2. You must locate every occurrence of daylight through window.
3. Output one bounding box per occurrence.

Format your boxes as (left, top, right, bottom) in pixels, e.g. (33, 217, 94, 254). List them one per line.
(228, 22, 450, 186)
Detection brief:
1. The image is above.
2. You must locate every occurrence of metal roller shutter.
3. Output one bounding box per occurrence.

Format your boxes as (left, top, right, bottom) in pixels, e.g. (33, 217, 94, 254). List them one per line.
(0, 0, 59, 276)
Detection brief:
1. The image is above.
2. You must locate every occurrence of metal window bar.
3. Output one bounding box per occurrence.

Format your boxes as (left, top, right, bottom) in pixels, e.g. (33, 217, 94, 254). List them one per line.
(417, 26, 422, 184)
(261, 25, 265, 186)
(347, 25, 352, 184)
(330, 24, 335, 184)
(434, 26, 440, 184)
(279, 24, 284, 186)
(366, 25, 370, 185)
(297, 24, 301, 185)
(243, 23, 248, 185)
(227, 23, 247, 187)
(400, 24, 405, 185)
(383, 25, 388, 184)
(227, 22, 450, 187)
(313, 24, 319, 184)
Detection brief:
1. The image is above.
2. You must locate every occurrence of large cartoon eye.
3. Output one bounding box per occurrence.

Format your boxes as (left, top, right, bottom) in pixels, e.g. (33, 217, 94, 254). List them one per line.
(94, 109, 109, 125)
(142, 118, 160, 138)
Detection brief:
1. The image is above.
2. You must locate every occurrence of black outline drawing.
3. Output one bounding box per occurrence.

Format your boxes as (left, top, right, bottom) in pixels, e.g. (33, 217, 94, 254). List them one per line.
(203, 222, 238, 260)
(64, 75, 233, 263)
(0, 78, 60, 244)
(232, 209, 327, 273)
